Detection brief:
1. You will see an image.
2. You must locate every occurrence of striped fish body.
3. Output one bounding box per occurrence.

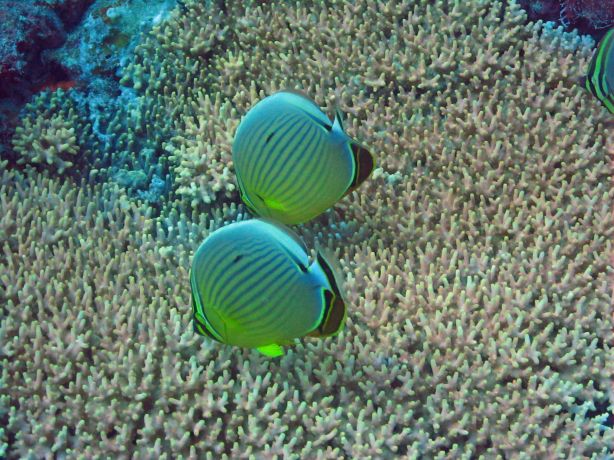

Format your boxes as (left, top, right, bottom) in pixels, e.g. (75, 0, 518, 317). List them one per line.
(190, 219, 346, 356)
(232, 91, 374, 224)
(585, 28, 614, 114)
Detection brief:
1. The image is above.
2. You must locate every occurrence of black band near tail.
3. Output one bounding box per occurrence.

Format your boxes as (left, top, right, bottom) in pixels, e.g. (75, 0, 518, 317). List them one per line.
(315, 252, 346, 336)
(347, 143, 375, 193)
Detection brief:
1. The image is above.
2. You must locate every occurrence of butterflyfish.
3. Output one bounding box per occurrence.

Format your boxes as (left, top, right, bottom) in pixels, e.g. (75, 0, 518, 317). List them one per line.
(585, 28, 614, 114)
(232, 90, 375, 224)
(190, 219, 346, 357)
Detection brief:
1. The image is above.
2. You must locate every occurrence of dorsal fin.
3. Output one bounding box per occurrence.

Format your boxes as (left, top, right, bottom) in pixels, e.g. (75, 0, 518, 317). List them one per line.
(281, 88, 319, 107)
(334, 107, 345, 131)
(344, 142, 375, 196)
(281, 89, 333, 131)
(256, 218, 309, 255)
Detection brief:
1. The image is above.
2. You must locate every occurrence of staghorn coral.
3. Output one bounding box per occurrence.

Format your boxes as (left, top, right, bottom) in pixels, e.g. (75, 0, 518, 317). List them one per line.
(10, 89, 98, 174)
(163, 91, 238, 206)
(106, 0, 230, 204)
(1, 0, 613, 458)
(0, 165, 241, 458)
(13, 112, 80, 174)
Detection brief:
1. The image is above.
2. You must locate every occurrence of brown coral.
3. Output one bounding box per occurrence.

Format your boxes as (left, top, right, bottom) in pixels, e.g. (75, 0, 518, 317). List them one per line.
(1, 0, 613, 458)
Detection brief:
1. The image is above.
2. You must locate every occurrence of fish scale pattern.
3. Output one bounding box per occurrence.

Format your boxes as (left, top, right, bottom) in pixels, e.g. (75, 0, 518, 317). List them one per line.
(1, 0, 613, 458)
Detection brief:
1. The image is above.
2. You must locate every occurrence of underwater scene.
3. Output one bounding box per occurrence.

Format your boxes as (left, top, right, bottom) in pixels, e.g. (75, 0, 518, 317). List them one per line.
(1, 0, 614, 458)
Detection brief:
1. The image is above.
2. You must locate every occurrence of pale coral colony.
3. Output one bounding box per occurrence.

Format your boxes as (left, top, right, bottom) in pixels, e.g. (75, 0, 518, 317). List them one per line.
(1, 0, 613, 459)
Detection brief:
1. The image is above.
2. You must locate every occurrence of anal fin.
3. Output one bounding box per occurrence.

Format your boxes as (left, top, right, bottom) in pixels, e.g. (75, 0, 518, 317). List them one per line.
(256, 344, 285, 357)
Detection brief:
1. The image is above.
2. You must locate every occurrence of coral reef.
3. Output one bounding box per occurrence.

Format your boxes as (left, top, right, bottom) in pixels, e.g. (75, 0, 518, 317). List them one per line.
(1, 0, 613, 458)
(517, 0, 560, 23)
(0, 1, 66, 96)
(518, 0, 614, 38)
(0, 0, 177, 161)
(164, 92, 238, 206)
(10, 89, 98, 174)
(39, 0, 97, 27)
(560, 0, 614, 30)
(45, 0, 178, 111)
(0, 0, 99, 98)
(0, 0, 92, 162)
(13, 112, 79, 173)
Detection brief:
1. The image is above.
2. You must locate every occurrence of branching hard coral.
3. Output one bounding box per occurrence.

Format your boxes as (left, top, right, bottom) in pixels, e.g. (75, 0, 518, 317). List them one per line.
(101, 4, 230, 202)
(13, 112, 79, 174)
(107, 0, 230, 198)
(10, 89, 98, 174)
(164, 91, 238, 206)
(1, 0, 613, 458)
(0, 165, 243, 458)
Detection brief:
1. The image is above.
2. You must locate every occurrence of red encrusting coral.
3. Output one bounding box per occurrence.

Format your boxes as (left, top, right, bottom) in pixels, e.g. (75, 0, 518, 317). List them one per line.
(32, 79, 78, 94)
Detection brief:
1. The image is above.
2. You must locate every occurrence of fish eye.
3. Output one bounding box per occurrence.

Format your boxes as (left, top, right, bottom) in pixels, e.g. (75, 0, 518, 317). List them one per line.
(232, 254, 243, 263)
